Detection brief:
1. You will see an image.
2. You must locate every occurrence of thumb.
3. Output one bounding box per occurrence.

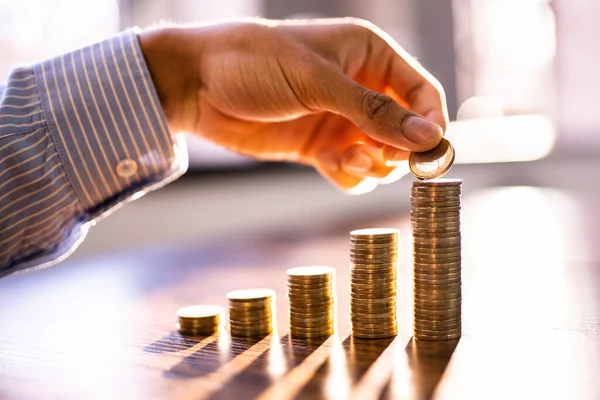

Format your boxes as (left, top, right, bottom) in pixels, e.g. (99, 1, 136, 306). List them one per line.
(318, 72, 443, 152)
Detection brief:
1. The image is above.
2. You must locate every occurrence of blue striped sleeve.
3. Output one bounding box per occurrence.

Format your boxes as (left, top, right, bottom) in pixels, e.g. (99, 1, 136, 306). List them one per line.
(0, 29, 188, 277)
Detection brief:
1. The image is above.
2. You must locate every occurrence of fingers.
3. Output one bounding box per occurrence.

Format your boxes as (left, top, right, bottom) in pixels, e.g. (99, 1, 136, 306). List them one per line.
(317, 68, 443, 153)
(314, 143, 409, 193)
(363, 22, 449, 132)
(340, 144, 393, 178)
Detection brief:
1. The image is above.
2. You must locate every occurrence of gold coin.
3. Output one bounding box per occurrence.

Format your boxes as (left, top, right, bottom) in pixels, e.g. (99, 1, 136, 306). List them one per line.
(408, 138, 455, 179)
(414, 312, 461, 321)
(229, 320, 273, 329)
(228, 312, 272, 322)
(414, 317, 461, 326)
(289, 312, 334, 321)
(351, 276, 397, 284)
(287, 283, 333, 292)
(412, 229, 460, 238)
(290, 325, 335, 334)
(352, 327, 398, 336)
(230, 329, 271, 338)
(411, 216, 460, 223)
(413, 286, 461, 295)
(288, 290, 334, 299)
(351, 307, 397, 316)
(412, 178, 462, 187)
(287, 265, 335, 278)
(414, 326, 462, 335)
(413, 251, 461, 259)
(411, 195, 460, 203)
(290, 329, 334, 338)
(350, 310, 396, 318)
(227, 288, 275, 302)
(415, 308, 461, 317)
(351, 227, 399, 237)
(351, 281, 397, 290)
(351, 242, 399, 250)
(289, 306, 334, 315)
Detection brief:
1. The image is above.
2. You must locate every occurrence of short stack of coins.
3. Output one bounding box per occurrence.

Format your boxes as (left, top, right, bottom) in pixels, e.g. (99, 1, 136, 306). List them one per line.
(411, 179, 462, 341)
(227, 288, 275, 338)
(350, 228, 399, 339)
(287, 266, 336, 339)
(177, 305, 223, 336)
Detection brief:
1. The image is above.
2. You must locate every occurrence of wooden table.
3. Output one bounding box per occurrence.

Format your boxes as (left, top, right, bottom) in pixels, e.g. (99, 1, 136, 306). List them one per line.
(1, 183, 599, 400)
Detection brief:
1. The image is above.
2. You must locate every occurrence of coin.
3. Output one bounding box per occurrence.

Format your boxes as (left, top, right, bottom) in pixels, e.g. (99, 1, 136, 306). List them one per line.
(408, 138, 455, 179)
(350, 227, 399, 237)
(412, 178, 462, 187)
(290, 328, 334, 338)
(287, 266, 336, 336)
(227, 288, 275, 302)
(287, 265, 334, 277)
(230, 329, 271, 338)
(351, 281, 397, 290)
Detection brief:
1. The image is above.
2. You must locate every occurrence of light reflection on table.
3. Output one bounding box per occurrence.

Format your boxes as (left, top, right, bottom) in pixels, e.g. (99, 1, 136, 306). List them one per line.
(0, 183, 599, 400)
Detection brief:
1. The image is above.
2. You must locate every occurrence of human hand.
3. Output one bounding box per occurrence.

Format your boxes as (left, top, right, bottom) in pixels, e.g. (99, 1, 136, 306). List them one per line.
(139, 18, 448, 194)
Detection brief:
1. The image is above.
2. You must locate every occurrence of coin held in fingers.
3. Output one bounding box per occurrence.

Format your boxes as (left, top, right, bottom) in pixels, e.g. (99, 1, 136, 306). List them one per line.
(408, 138, 455, 180)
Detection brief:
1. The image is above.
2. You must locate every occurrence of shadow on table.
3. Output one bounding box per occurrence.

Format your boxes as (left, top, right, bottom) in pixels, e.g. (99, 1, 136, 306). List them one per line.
(163, 334, 264, 379)
(209, 334, 330, 400)
(399, 337, 460, 400)
(143, 331, 212, 354)
(296, 335, 395, 399)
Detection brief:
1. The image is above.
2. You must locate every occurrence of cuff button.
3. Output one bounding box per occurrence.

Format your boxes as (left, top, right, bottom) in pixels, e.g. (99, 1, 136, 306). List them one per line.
(116, 159, 138, 178)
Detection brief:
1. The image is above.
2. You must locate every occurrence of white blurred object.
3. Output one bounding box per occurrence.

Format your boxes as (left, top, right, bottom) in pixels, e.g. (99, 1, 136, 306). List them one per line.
(0, 0, 119, 80)
(446, 114, 556, 164)
(456, 96, 503, 120)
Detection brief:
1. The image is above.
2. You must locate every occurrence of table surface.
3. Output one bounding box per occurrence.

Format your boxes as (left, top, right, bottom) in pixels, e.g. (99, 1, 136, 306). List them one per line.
(1, 182, 599, 400)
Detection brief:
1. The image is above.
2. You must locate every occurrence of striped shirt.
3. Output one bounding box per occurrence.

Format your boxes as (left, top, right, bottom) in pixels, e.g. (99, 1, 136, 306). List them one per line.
(0, 29, 188, 278)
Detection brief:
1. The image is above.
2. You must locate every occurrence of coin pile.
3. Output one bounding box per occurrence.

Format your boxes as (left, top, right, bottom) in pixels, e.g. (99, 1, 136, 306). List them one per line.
(287, 266, 336, 339)
(227, 288, 275, 338)
(350, 228, 399, 339)
(411, 179, 462, 341)
(177, 305, 224, 336)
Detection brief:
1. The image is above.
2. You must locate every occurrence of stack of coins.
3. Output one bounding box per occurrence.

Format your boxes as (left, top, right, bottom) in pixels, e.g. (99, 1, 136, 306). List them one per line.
(227, 288, 275, 338)
(177, 305, 224, 336)
(350, 228, 399, 339)
(411, 179, 462, 341)
(287, 266, 336, 339)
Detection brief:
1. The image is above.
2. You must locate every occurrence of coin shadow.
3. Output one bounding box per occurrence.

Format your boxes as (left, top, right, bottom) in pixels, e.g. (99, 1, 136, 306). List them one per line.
(208, 334, 331, 400)
(143, 331, 209, 354)
(296, 334, 395, 399)
(163, 334, 264, 379)
(403, 336, 460, 399)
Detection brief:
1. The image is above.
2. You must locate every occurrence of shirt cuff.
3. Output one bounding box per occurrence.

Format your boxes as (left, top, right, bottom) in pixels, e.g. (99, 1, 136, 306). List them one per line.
(33, 29, 188, 220)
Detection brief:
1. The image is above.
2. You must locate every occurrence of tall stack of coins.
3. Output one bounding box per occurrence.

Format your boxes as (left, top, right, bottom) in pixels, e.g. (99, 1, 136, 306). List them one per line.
(350, 228, 399, 339)
(411, 179, 462, 341)
(227, 288, 275, 338)
(177, 305, 224, 336)
(287, 266, 336, 338)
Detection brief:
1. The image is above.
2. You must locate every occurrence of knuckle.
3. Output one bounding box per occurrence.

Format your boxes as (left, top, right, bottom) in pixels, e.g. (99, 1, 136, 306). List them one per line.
(360, 89, 394, 121)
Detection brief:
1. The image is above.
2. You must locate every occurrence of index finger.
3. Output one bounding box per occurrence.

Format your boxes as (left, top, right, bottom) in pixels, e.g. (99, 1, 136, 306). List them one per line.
(367, 24, 449, 132)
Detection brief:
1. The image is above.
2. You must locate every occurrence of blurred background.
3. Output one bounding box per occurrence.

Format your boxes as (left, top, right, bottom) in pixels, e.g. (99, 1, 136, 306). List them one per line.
(1, 0, 598, 261)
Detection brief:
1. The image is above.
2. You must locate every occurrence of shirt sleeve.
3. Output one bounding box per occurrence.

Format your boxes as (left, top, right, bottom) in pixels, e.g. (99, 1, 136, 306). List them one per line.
(0, 29, 188, 278)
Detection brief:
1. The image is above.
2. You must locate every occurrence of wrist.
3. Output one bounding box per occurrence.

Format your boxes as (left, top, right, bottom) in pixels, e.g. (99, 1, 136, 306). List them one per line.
(138, 27, 203, 133)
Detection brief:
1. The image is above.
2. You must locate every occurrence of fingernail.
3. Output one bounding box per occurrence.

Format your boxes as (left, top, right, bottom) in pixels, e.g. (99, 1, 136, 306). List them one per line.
(345, 151, 373, 173)
(401, 116, 443, 146)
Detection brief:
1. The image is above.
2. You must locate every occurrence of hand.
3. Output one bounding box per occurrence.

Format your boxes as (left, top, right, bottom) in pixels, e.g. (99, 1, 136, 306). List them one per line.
(139, 18, 448, 194)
